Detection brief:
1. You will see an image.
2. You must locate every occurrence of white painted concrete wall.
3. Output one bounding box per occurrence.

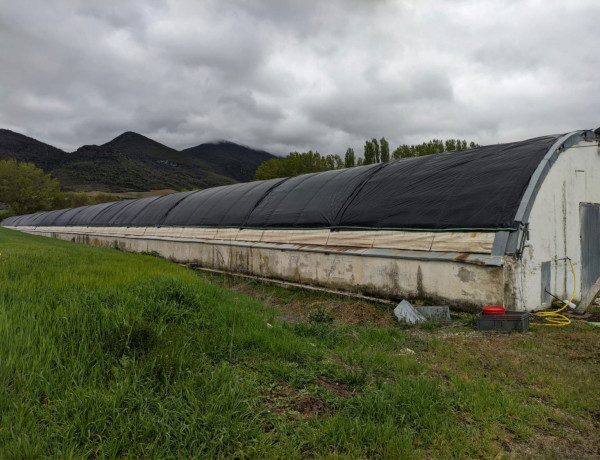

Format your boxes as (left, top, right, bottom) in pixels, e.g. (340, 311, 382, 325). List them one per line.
(12, 227, 504, 309)
(516, 140, 600, 310)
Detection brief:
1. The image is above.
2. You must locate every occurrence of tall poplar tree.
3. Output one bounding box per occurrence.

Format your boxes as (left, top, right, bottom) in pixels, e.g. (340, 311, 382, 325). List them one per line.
(363, 140, 374, 165)
(344, 148, 355, 167)
(380, 137, 390, 162)
(372, 138, 380, 163)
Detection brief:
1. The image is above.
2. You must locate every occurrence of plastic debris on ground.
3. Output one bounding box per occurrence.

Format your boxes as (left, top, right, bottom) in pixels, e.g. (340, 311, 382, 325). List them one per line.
(394, 300, 426, 324)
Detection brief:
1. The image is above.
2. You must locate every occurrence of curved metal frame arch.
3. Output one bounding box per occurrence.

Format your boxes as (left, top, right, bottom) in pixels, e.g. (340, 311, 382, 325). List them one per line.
(498, 129, 598, 256)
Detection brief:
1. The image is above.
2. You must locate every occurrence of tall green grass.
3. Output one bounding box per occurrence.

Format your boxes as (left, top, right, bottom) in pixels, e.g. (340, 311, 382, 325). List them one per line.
(1, 227, 599, 458)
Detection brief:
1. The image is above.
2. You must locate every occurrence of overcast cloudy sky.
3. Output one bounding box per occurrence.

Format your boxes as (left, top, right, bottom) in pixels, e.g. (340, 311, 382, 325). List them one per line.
(1, 0, 598, 156)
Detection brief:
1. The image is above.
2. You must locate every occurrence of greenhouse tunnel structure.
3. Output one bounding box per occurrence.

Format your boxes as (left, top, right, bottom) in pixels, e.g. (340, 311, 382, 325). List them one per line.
(3, 129, 600, 311)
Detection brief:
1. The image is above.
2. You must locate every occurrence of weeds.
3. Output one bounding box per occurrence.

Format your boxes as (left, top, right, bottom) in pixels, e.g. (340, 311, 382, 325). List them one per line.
(307, 302, 334, 323)
(229, 298, 238, 360)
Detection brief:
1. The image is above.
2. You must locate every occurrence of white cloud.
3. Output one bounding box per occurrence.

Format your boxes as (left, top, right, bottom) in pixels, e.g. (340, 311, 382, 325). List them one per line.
(0, 0, 598, 156)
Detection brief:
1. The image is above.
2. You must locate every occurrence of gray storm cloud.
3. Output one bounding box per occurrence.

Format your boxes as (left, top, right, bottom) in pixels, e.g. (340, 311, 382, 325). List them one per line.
(0, 0, 599, 156)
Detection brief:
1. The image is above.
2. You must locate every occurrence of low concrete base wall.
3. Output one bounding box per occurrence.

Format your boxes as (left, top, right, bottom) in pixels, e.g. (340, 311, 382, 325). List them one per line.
(28, 229, 505, 309)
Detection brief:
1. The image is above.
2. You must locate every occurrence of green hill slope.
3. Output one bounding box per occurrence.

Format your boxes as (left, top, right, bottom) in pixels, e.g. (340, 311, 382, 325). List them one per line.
(0, 129, 67, 171)
(0, 129, 275, 192)
(182, 141, 276, 182)
(54, 133, 236, 192)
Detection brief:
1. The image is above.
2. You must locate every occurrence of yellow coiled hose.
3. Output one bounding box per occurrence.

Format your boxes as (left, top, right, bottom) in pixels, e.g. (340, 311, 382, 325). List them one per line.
(534, 258, 576, 327)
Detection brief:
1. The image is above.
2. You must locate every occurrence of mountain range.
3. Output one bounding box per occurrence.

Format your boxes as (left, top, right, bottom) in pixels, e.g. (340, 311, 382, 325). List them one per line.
(0, 129, 276, 192)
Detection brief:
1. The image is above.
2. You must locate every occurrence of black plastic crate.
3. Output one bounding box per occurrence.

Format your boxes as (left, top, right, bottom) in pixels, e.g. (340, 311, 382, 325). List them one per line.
(476, 311, 529, 332)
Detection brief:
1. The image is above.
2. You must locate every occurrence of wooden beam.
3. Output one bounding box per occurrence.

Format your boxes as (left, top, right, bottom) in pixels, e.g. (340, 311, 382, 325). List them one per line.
(575, 276, 600, 314)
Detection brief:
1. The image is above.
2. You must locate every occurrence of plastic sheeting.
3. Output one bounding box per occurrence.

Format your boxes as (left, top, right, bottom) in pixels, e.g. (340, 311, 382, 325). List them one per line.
(1, 134, 561, 230)
(36, 208, 73, 227)
(3, 214, 28, 226)
(244, 164, 382, 227)
(87, 200, 146, 226)
(162, 178, 287, 227)
(340, 136, 559, 229)
(56, 202, 117, 226)
(129, 192, 195, 227)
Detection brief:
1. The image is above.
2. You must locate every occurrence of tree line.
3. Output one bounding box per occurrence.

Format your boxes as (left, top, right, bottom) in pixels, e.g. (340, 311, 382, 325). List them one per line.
(255, 137, 480, 180)
(0, 159, 119, 216)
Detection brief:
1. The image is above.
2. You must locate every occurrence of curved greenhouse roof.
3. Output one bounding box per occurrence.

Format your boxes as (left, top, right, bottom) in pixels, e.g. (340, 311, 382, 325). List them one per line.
(3, 131, 594, 231)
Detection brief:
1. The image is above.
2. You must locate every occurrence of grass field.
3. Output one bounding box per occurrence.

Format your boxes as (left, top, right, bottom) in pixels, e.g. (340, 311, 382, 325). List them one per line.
(1, 227, 599, 458)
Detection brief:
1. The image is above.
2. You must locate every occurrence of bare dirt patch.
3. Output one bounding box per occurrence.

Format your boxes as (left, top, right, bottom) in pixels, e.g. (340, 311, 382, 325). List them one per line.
(585, 305, 600, 322)
(504, 429, 600, 460)
(267, 382, 329, 419)
(315, 379, 354, 398)
(201, 275, 396, 327)
(327, 300, 396, 326)
(291, 395, 328, 417)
